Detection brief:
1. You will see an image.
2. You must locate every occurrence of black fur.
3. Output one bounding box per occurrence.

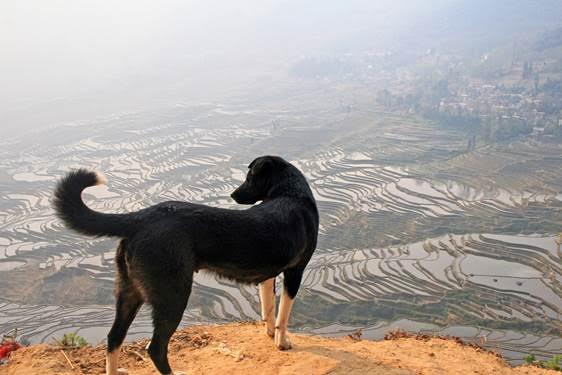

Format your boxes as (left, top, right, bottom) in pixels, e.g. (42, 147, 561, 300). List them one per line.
(53, 156, 319, 374)
(53, 169, 139, 237)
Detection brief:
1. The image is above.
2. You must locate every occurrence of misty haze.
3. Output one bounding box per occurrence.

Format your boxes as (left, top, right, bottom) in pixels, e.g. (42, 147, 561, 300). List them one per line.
(1, 0, 561, 371)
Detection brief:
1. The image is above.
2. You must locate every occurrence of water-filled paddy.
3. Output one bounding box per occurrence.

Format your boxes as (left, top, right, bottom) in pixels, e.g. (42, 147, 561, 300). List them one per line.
(0, 100, 560, 363)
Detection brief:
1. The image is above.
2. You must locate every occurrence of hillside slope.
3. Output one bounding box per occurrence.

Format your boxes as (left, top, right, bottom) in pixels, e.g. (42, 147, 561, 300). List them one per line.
(3, 322, 557, 375)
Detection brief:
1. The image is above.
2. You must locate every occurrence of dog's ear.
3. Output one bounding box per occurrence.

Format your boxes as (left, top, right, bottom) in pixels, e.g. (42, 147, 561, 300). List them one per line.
(249, 157, 274, 175)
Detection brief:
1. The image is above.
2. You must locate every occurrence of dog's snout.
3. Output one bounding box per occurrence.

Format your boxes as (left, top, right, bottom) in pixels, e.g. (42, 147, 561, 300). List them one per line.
(230, 187, 243, 203)
(231, 185, 242, 198)
(231, 183, 257, 205)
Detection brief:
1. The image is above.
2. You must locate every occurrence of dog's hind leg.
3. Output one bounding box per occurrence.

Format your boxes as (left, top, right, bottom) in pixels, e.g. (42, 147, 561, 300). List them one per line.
(106, 286, 143, 375)
(259, 278, 276, 337)
(275, 266, 305, 350)
(107, 243, 144, 375)
(147, 277, 192, 375)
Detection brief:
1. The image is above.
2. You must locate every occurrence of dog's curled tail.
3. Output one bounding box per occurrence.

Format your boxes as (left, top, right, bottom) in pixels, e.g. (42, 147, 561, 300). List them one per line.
(53, 169, 137, 238)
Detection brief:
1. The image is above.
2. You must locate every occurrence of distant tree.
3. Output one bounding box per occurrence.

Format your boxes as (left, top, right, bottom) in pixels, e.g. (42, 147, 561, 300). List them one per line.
(544, 122, 562, 136)
(376, 89, 393, 109)
(523, 61, 529, 79)
(534, 73, 540, 94)
(522, 61, 533, 79)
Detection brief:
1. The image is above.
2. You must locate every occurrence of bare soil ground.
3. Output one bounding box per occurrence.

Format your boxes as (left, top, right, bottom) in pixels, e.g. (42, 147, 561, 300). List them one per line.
(3, 322, 556, 375)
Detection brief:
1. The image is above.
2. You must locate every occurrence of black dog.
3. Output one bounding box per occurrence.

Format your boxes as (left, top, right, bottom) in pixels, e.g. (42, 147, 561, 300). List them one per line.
(53, 155, 319, 375)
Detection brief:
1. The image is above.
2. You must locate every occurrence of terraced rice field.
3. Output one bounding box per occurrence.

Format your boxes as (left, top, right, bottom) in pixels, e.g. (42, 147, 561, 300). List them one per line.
(0, 96, 561, 363)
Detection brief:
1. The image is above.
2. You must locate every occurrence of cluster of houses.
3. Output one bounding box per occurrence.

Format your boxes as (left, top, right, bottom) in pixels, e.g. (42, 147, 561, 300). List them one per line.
(437, 80, 562, 134)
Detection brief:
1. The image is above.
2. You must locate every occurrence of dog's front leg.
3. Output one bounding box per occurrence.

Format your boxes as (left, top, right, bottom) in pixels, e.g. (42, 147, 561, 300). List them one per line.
(274, 289, 294, 350)
(259, 278, 276, 337)
(274, 267, 305, 350)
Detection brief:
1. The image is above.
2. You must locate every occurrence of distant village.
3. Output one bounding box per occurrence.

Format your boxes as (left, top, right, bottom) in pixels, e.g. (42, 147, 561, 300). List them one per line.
(434, 62, 560, 137)
(291, 40, 562, 142)
(375, 53, 562, 141)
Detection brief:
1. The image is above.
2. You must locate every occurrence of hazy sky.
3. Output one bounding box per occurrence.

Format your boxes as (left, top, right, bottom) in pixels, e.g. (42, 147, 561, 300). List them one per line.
(0, 0, 518, 136)
(0, 1, 277, 135)
(1, 1, 276, 104)
(0, 0, 440, 99)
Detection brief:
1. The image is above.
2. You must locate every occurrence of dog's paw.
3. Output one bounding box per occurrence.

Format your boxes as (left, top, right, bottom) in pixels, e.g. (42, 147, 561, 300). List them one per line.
(106, 369, 128, 375)
(265, 321, 275, 338)
(275, 334, 292, 350)
(266, 327, 275, 338)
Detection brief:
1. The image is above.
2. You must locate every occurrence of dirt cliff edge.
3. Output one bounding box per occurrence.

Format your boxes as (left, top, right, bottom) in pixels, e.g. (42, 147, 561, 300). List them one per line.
(3, 322, 556, 375)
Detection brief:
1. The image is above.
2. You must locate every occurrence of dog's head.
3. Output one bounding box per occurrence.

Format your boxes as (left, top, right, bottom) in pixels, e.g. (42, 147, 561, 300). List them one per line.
(231, 155, 289, 204)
